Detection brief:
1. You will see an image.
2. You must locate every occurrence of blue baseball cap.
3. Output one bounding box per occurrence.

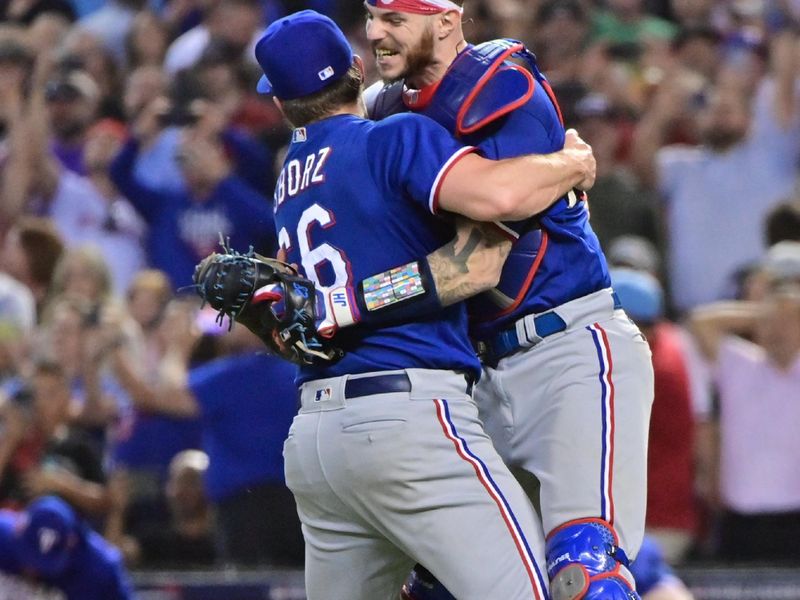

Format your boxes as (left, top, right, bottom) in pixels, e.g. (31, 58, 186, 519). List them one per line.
(16, 496, 80, 578)
(254, 10, 354, 99)
(611, 268, 664, 325)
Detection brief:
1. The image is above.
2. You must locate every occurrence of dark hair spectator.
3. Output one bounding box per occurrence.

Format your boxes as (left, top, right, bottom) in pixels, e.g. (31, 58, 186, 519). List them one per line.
(0, 218, 65, 315)
(107, 450, 216, 568)
(765, 197, 800, 246)
(0, 357, 110, 516)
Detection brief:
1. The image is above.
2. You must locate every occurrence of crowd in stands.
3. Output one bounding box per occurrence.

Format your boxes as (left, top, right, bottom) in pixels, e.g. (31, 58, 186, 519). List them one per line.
(0, 0, 798, 580)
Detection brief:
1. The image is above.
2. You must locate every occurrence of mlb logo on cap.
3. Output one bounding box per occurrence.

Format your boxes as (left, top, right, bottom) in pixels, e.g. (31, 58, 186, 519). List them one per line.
(254, 10, 354, 100)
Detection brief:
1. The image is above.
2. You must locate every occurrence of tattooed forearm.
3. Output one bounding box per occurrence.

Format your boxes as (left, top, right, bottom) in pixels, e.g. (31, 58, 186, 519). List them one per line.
(428, 218, 512, 306)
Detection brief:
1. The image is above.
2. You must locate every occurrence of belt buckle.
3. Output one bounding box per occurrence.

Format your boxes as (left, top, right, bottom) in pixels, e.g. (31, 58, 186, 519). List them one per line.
(517, 314, 543, 349)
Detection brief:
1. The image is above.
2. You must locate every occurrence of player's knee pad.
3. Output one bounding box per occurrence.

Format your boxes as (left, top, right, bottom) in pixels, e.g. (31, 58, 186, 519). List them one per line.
(400, 564, 457, 600)
(545, 518, 640, 600)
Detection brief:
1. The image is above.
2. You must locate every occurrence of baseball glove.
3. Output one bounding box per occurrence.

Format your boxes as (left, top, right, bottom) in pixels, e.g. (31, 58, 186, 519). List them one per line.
(193, 246, 342, 365)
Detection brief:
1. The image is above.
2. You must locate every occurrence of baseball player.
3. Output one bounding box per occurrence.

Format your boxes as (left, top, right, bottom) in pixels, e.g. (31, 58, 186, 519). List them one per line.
(321, 2, 654, 598)
(253, 10, 595, 600)
(0, 496, 133, 600)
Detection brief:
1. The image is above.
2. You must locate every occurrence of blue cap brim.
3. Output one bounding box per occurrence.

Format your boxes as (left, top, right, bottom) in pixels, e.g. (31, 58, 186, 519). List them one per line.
(257, 74, 273, 95)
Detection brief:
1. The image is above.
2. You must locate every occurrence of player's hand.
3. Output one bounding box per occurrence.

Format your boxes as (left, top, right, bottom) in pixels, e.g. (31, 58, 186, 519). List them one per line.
(564, 128, 596, 191)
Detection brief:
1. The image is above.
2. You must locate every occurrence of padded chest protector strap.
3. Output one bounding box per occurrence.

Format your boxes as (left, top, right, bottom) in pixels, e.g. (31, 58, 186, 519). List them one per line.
(366, 80, 406, 120)
(420, 39, 548, 137)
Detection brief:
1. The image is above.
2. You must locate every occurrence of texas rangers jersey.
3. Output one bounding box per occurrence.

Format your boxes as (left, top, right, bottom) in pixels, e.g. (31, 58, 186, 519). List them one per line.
(273, 113, 481, 384)
(370, 45, 611, 340)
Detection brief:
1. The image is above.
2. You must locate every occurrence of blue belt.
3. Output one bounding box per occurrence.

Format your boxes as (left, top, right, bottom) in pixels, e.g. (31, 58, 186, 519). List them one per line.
(478, 292, 622, 365)
(344, 372, 474, 399)
(344, 373, 411, 399)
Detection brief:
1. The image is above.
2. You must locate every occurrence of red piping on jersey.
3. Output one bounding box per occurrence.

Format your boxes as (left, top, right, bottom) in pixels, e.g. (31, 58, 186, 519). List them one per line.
(479, 230, 549, 321)
(457, 64, 535, 136)
(431, 147, 477, 214)
(434, 399, 545, 599)
(540, 78, 564, 126)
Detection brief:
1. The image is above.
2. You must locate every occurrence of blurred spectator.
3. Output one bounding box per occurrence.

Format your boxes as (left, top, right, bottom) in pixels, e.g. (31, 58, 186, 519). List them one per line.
(612, 268, 697, 564)
(120, 65, 189, 195)
(630, 536, 695, 600)
(50, 246, 114, 306)
(608, 235, 662, 275)
(37, 294, 129, 436)
(689, 249, 800, 563)
(0, 32, 34, 145)
(0, 495, 132, 599)
(0, 359, 109, 516)
(532, 0, 590, 88)
(107, 450, 216, 568)
(125, 63, 276, 198)
(78, 0, 147, 63)
(163, 0, 264, 75)
(6, 63, 148, 295)
(573, 93, 661, 252)
(59, 28, 125, 120)
(633, 28, 800, 314)
(124, 269, 171, 342)
(110, 96, 276, 289)
(0, 0, 74, 25)
(109, 295, 202, 514)
(0, 270, 35, 381)
(671, 25, 723, 81)
(591, 0, 677, 46)
(28, 12, 73, 55)
(45, 69, 101, 175)
(46, 116, 147, 296)
(669, 0, 721, 29)
(122, 314, 303, 566)
(0, 217, 64, 315)
(124, 10, 169, 69)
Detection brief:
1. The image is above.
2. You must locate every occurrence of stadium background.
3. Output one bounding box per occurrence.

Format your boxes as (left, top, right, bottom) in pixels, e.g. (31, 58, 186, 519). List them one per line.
(0, 0, 799, 598)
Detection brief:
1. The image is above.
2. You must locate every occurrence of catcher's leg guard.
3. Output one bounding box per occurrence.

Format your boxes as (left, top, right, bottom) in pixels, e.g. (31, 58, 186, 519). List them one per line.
(400, 565, 456, 600)
(546, 518, 639, 600)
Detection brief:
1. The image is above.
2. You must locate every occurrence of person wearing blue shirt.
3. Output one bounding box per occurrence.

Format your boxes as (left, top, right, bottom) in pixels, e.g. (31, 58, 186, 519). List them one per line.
(251, 10, 595, 600)
(123, 312, 304, 566)
(0, 496, 133, 600)
(187, 336, 303, 566)
(110, 110, 276, 290)
(361, 2, 655, 599)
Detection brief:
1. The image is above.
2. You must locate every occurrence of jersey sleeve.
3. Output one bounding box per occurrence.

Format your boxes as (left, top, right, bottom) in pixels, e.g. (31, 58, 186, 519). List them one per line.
(366, 113, 476, 214)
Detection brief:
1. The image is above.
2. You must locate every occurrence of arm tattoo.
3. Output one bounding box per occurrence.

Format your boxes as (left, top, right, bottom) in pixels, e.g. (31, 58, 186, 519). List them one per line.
(428, 219, 512, 307)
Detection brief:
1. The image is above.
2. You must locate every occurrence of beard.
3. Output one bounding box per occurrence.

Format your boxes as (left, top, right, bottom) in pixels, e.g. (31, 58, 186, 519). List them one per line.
(402, 26, 435, 84)
(376, 25, 436, 85)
